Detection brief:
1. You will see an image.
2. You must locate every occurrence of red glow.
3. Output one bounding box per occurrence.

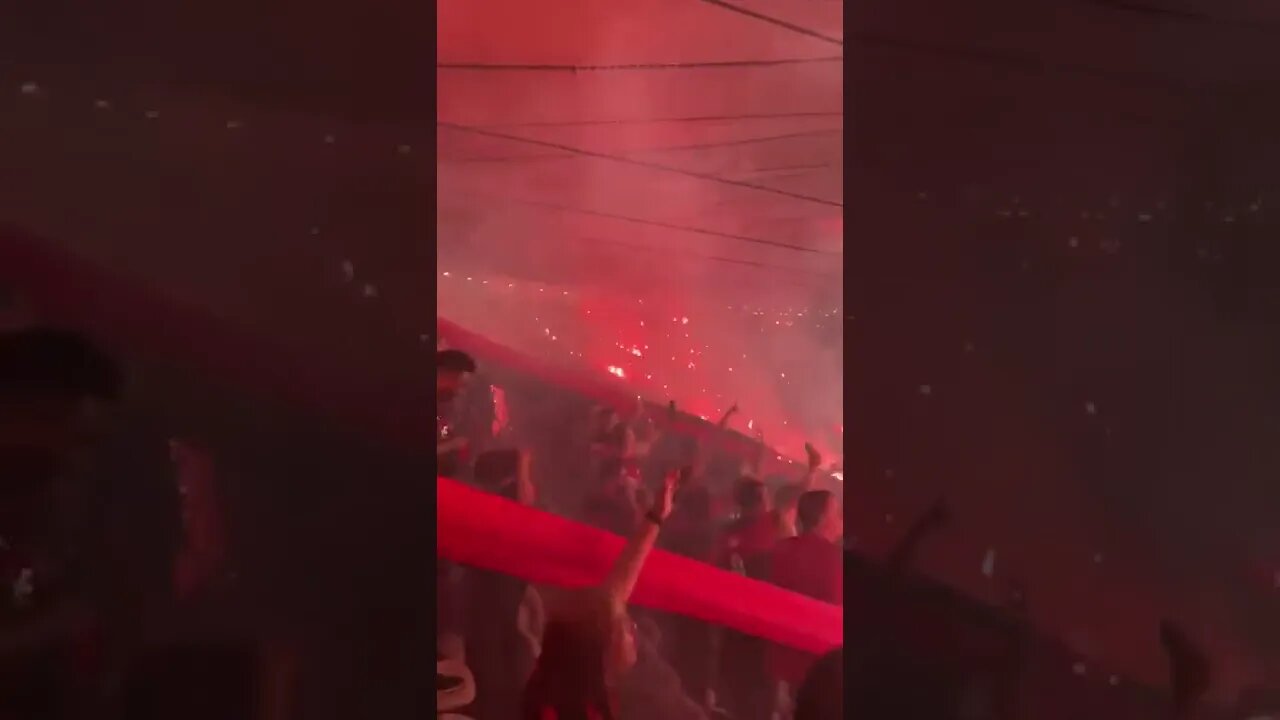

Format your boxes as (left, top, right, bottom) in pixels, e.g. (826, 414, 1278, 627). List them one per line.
(438, 274, 842, 462)
(437, 476, 841, 653)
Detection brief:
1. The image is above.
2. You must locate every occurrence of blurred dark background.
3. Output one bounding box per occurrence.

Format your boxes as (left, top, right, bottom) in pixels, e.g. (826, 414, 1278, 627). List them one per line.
(1, 0, 431, 717)
(851, 0, 1280, 703)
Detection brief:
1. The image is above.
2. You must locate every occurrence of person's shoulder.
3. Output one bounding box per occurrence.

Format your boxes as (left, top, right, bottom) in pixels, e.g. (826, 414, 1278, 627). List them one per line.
(772, 535, 805, 558)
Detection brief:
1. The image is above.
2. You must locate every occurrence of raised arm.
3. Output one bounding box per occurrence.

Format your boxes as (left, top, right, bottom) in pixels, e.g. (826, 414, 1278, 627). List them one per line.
(600, 473, 677, 608)
(716, 403, 739, 430)
(795, 442, 823, 490)
(515, 450, 537, 506)
(885, 498, 950, 575)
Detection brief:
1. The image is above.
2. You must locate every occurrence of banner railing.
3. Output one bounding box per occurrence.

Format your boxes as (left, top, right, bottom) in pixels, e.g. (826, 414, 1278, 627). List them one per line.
(437, 477, 842, 655)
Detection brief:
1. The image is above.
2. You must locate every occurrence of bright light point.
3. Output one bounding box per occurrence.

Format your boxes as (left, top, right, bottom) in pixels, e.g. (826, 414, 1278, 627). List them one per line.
(606, 366, 626, 379)
(831, 472, 843, 482)
(466, 277, 472, 281)
(442, 272, 451, 277)
(681, 317, 689, 325)
(780, 373, 786, 379)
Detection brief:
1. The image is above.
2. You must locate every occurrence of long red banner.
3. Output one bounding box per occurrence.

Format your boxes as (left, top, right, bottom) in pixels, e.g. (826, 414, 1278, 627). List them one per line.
(436, 317, 798, 473)
(437, 476, 842, 655)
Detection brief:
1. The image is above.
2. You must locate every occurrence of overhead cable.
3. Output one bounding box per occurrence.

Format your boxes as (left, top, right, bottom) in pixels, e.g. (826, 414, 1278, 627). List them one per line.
(636, 128, 839, 154)
(476, 111, 843, 128)
(696, 0, 844, 47)
(558, 235, 840, 282)
(437, 57, 840, 71)
(439, 128, 840, 163)
(440, 188, 839, 256)
(438, 121, 843, 208)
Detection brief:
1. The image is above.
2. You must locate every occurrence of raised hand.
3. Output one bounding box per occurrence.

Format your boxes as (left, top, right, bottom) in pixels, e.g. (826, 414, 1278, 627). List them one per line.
(804, 442, 822, 470)
(653, 472, 678, 521)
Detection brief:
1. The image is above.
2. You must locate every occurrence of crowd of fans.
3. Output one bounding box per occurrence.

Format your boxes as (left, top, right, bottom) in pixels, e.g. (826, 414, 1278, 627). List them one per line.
(436, 347, 1236, 720)
(0, 318, 1232, 719)
(0, 313, 1235, 720)
(435, 348, 844, 720)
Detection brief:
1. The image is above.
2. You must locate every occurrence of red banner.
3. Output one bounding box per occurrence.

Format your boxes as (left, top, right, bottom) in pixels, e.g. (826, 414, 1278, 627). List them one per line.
(436, 316, 796, 473)
(437, 476, 842, 655)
